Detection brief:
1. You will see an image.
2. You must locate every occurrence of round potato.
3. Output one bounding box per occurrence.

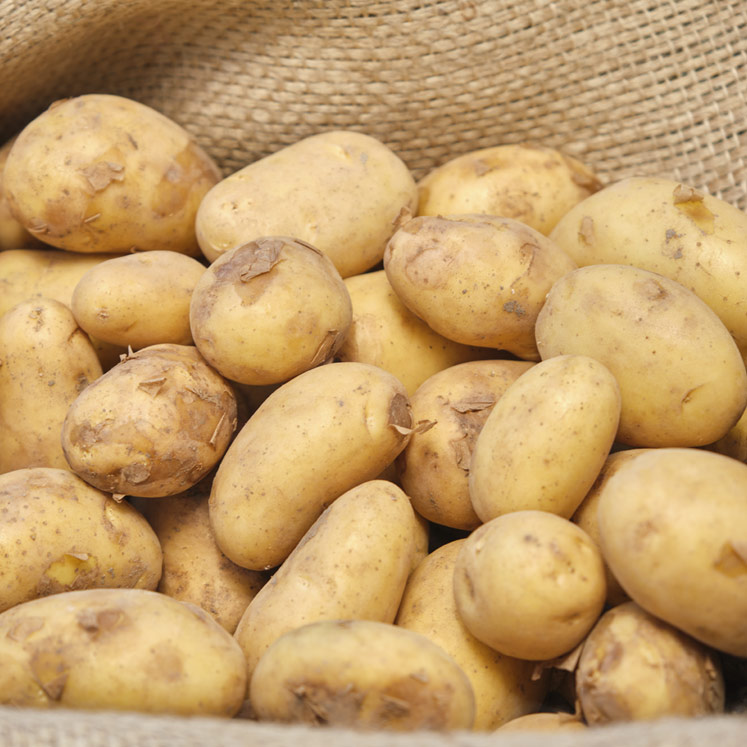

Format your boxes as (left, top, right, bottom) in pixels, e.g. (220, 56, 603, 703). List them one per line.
(417, 143, 602, 235)
(71, 251, 206, 348)
(190, 237, 351, 386)
(61, 344, 237, 498)
(195, 130, 417, 276)
(3, 94, 220, 255)
(383, 214, 577, 359)
(535, 264, 747, 447)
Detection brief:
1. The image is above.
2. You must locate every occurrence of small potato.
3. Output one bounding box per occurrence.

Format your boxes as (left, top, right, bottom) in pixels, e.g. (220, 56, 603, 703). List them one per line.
(0, 298, 102, 472)
(3, 94, 220, 255)
(399, 359, 534, 530)
(0, 468, 161, 612)
(71, 251, 206, 348)
(195, 130, 417, 277)
(190, 237, 351, 386)
(0, 137, 43, 250)
(0, 588, 246, 716)
(453, 511, 607, 661)
(536, 264, 747, 447)
(418, 143, 602, 235)
(383, 214, 577, 359)
(576, 602, 725, 724)
(61, 344, 237, 497)
(249, 619, 475, 731)
(597, 448, 747, 657)
(469, 355, 620, 522)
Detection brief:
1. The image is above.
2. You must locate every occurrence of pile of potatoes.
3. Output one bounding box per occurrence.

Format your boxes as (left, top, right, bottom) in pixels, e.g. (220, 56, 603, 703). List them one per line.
(0, 93, 746, 731)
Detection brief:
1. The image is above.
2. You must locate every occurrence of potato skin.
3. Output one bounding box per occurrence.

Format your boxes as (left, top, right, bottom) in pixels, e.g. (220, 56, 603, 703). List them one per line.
(61, 344, 238, 497)
(597, 448, 747, 657)
(249, 620, 475, 731)
(209, 362, 412, 570)
(536, 264, 747, 447)
(0, 137, 43, 250)
(3, 94, 220, 255)
(0, 588, 246, 716)
(0, 468, 161, 612)
(0, 297, 102, 472)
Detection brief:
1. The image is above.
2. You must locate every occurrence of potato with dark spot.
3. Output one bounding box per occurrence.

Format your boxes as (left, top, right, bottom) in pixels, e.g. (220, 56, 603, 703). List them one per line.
(2, 94, 220, 256)
(190, 237, 351, 386)
(0, 588, 246, 715)
(61, 344, 237, 497)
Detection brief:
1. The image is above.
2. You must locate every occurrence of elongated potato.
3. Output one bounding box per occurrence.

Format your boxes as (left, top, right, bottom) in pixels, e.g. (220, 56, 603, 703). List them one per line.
(209, 362, 412, 570)
(0, 588, 246, 715)
(250, 620, 475, 731)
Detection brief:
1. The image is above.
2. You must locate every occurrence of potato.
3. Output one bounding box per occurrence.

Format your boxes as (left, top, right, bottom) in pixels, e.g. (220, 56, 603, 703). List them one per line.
(0, 137, 42, 250)
(249, 620, 475, 731)
(399, 359, 534, 530)
(453, 510, 607, 661)
(338, 269, 494, 396)
(383, 214, 577, 359)
(195, 130, 417, 277)
(3, 94, 220, 255)
(417, 144, 602, 235)
(536, 264, 747, 447)
(71, 251, 206, 348)
(469, 355, 620, 522)
(189, 237, 351, 386)
(396, 540, 549, 730)
(61, 344, 237, 497)
(0, 588, 246, 716)
(0, 298, 102, 473)
(576, 602, 725, 724)
(234, 480, 423, 679)
(0, 468, 161, 612)
(496, 712, 588, 732)
(597, 447, 747, 657)
(209, 362, 412, 570)
(549, 177, 747, 357)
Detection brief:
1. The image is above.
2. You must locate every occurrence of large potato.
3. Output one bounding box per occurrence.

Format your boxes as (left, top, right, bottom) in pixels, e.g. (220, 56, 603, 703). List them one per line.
(209, 362, 412, 570)
(0, 468, 161, 612)
(195, 130, 417, 276)
(536, 264, 747, 447)
(0, 588, 246, 716)
(3, 94, 220, 255)
(61, 344, 237, 497)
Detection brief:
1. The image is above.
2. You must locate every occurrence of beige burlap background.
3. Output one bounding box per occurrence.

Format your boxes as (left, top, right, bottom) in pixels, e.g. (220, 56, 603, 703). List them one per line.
(1, 0, 746, 744)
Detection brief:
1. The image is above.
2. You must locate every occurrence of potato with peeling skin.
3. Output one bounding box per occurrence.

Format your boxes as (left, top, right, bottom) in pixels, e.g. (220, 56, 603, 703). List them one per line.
(3, 94, 220, 256)
(61, 344, 238, 498)
(190, 237, 352, 386)
(209, 362, 413, 570)
(0, 588, 246, 716)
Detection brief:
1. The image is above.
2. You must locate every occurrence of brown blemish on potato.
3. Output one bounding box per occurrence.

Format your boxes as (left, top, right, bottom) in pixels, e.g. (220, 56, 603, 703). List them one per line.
(80, 161, 125, 193)
(288, 681, 365, 725)
(503, 300, 527, 316)
(392, 206, 413, 231)
(7, 617, 44, 642)
(673, 185, 715, 234)
(310, 330, 341, 368)
(388, 392, 413, 435)
(121, 462, 151, 485)
(714, 541, 747, 577)
(636, 278, 669, 303)
(76, 608, 128, 638)
(29, 651, 69, 701)
(449, 396, 496, 471)
(579, 216, 595, 246)
(566, 161, 603, 193)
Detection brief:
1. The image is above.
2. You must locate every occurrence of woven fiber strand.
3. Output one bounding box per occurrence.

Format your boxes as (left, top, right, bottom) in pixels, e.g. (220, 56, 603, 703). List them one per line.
(1, 0, 746, 209)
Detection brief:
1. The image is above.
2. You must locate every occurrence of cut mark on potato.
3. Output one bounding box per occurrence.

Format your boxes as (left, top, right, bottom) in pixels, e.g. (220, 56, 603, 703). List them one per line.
(673, 184, 715, 234)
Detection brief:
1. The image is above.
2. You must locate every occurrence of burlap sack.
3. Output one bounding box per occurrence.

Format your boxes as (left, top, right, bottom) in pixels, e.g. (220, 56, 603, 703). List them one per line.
(0, 0, 746, 744)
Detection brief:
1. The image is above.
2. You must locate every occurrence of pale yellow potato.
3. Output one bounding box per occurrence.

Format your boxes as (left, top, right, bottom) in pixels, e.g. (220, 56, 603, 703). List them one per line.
(0, 298, 102, 473)
(61, 344, 237, 498)
(0, 137, 43, 250)
(3, 94, 220, 255)
(0, 468, 161, 612)
(396, 540, 549, 730)
(71, 251, 206, 348)
(576, 602, 725, 724)
(195, 130, 417, 276)
(209, 362, 412, 570)
(549, 177, 747, 358)
(496, 712, 588, 732)
(536, 265, 747, 447)
(453, 511, 607, 661)
(0, 588, 246, 715)
(190, 237, 351, 386)
(418, 143, 602, 235)
(597, 448, 747, 657)
(469, 355, 620, 522)
(234, 480, 423, 679)
(249, 620, 475, 730)
(383, 214, 577, 359)
(399, 359, 534, 530)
